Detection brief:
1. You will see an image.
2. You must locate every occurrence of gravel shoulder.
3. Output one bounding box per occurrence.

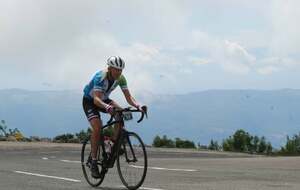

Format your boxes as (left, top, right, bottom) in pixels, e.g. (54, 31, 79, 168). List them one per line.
(0, 141, 262, 158)
(0, 141, 81, 150)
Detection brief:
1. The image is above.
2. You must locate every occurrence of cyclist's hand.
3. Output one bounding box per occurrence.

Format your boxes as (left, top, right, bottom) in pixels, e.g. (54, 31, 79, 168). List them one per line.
(105, 104, 115, 114)
(136, 104, 142, 111)
(137, 105, 148, 117)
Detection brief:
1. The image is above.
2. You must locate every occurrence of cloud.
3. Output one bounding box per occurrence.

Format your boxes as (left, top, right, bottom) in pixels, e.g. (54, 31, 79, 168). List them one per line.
(269, 0, 300, 56)
(220, 40, 256, 74)
(189, 57, 211, 65)
(255, 57, 299, 75)
(257, 66, 280, 75)
(191, 30, 300, 76)
(0, 1, 189, 94)
(1, 0, 300, 93)
(191, 33, 257, 75)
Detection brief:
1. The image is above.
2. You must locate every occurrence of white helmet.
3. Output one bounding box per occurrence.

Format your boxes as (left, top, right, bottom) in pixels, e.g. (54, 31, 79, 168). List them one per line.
(107, 56, 125, 69)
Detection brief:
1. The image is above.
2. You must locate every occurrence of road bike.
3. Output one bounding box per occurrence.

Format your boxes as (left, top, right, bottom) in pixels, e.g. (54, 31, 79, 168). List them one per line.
(81, 106, 148, 190)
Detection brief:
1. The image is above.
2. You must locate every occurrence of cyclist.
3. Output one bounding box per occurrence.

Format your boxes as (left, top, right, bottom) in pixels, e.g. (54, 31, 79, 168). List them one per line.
(82, 56, 145, 178)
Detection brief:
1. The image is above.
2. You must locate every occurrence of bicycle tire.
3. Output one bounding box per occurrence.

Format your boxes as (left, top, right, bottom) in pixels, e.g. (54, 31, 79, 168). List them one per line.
(117, 132, 148, 190)
(81, 138, 105, 187)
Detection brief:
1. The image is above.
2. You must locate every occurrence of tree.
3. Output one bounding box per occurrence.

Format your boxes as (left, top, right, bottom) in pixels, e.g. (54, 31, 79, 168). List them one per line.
(0, 121, 24, 141)
(75, 128, 91, 142)
(266, 142, 273, 155)
(222, 130, 272, 155)
(258, 136, 267, 153)
(233, 129, 250, 152)
(208, 139, 220, 151)
(53, 133, 75, 143)
(152, 135, 175, 148)
(0, 120, 8, 137)
(175, 138, 196, 149)
(222, 136, 234, 151)
(153, 135, 162, 147)
(281, 133, 300, 155)
(161, 135, 175, 148)
(8, 128, 20, 136)
(252, 135, 260, 153)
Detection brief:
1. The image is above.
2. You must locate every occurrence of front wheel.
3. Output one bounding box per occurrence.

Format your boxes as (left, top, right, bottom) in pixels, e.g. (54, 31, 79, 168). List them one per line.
(117, 132, 148, 190)
(81, 138, 105, 187)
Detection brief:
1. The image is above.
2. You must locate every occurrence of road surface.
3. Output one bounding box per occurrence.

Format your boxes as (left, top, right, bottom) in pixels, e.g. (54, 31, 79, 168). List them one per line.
(1, 142, 300, 190)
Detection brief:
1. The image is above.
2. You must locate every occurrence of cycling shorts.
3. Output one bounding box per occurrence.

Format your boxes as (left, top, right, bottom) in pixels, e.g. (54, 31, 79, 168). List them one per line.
(82, 97, 112, 121)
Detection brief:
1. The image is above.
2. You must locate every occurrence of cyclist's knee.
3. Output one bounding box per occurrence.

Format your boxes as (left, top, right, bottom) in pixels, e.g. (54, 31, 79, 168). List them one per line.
(90, 118, 102, 130)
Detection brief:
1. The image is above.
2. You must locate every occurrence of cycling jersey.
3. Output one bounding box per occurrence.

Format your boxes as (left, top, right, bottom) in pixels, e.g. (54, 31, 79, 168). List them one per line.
(83, 70, 128, 100)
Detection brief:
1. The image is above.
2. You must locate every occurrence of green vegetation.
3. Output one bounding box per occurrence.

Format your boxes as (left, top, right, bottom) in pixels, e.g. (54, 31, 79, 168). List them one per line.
(53, 133, 79, 143)
(0, 120, 8, 137)
(222, 129, 273, 154)
(53, 128, 92, 143)
(152, 135, 196, 148)
(52, 127, 113, 143)
(208, 139, 220, 151)
(0, 120, 25, 141)
(2, 117, 300, 156)
(75, 128, 92, 142)
(279, 133, 300, 155)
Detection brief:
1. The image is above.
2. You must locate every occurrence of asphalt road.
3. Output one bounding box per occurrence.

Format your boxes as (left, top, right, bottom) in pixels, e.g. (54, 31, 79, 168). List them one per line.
(1, 142, 300, 190)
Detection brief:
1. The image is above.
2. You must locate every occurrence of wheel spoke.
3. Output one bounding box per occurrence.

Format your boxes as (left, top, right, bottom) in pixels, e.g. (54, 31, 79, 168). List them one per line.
(81, 139, 105, 187)
(117, 132, 148, 190)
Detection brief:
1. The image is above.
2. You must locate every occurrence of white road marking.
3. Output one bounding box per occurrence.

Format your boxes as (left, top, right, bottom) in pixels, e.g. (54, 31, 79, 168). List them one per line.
(14, 171, 81, 183)
(60, 159, 81, 164)
(15, 170, 163, 190)
(57, 159, 196, 172)
(117, 186, 164, 190)
(35, 160, 165, 190)
(140, 187, 165, 190)
(130, 165, 197, 172)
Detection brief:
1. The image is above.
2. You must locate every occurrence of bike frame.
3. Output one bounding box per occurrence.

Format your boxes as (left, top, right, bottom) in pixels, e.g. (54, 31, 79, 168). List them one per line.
(82, 106, 148, 189)
(98, 108, 145, 168)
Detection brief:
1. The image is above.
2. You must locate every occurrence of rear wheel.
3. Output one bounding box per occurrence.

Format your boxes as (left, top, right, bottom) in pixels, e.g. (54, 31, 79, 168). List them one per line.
(81, 138, 106, 187)
(117, 132, 148, 190)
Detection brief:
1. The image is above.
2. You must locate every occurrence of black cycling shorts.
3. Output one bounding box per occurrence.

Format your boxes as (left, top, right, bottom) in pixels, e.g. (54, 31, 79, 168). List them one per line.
(82, 97, 112, 121)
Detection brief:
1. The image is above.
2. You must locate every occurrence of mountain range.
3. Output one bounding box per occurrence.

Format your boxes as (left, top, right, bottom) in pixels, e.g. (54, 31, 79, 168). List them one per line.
(1, 88, 300, 148)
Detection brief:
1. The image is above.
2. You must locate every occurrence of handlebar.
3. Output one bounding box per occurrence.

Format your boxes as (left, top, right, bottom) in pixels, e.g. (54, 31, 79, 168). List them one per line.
(106, 106, 148, 124)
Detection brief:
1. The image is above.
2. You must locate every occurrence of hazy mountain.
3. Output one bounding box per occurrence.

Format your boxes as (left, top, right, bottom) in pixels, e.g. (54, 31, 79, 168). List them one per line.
(1, 88, 300, 148)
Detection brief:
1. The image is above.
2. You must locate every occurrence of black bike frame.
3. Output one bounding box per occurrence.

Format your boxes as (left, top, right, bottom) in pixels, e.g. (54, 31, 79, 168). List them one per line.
(123, 133, 138, 162)
(99, 109, 143, 168)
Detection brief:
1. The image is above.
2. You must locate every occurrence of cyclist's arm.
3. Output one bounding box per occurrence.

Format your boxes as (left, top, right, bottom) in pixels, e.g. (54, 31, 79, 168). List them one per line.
(122, 89, 140, 108)
(92, 71, 111, 110)
(93, 91, 110, 109)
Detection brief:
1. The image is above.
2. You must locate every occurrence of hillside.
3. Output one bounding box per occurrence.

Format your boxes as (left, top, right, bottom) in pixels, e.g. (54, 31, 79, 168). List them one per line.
(1, 89, 300, 147)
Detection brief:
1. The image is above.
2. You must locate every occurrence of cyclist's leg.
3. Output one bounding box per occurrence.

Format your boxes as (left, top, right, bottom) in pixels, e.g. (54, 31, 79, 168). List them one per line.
(89, 117, 104, 178)
(109, 100, 123, 141)
(83, 97, 102, 159)
(82, 97, 102, 178)
(89, 118, 102, 159)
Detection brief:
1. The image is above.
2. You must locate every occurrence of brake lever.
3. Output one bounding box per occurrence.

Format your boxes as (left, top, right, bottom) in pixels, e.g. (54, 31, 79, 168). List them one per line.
(142, 106, 148, 119)
(137, 106, 148, 123)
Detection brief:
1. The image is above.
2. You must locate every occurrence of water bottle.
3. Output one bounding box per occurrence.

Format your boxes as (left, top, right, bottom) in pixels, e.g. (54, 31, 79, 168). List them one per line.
(104, 136, 113, 156)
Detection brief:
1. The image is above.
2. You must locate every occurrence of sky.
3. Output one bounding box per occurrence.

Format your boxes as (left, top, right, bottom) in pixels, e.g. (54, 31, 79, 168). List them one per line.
(1, 0, 300, 96)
